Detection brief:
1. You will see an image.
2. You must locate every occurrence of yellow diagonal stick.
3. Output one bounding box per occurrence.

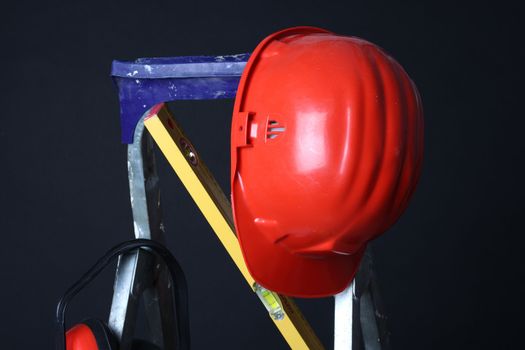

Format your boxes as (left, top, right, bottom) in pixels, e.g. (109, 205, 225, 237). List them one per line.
(144, 104, 324, 350)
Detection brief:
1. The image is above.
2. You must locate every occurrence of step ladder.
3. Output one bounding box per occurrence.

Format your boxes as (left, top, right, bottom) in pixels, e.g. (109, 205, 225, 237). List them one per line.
(108, 54, 391, 350)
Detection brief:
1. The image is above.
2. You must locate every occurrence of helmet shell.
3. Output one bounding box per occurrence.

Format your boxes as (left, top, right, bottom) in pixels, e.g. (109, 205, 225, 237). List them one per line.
(231, 27, 424, 297)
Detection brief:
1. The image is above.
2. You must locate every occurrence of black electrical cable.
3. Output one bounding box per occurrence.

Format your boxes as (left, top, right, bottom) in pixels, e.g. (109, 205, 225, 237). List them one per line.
(55, 239, 190, 350)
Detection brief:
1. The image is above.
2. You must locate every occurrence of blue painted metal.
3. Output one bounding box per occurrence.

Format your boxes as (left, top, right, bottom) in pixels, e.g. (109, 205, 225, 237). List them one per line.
(111, 54, 250, 143)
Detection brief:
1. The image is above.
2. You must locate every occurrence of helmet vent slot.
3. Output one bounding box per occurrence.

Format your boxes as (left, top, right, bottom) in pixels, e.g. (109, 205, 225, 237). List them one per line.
(267, 120, 285, 140)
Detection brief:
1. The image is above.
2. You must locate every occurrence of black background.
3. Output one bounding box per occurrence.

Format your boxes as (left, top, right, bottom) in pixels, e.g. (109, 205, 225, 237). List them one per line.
(1, 0, 523, 349)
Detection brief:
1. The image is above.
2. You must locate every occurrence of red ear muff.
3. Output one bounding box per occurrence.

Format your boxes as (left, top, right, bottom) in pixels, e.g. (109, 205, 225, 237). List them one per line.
(66, 319, 118, 350)
(66, 318, 163, 350)
(66, 323, 99, 350)
(56, 239, 190, 350)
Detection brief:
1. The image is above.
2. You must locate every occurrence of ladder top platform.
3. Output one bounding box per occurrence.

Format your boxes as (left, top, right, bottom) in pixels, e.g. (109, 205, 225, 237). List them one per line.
(111, 54, 250, 143)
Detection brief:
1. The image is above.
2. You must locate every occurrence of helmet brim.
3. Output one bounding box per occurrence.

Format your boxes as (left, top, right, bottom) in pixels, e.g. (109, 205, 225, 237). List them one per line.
(232, 175, 365, 298)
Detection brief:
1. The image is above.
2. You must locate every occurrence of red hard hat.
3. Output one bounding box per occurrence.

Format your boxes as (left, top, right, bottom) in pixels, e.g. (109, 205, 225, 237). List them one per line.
(230, 27, 424, 297)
